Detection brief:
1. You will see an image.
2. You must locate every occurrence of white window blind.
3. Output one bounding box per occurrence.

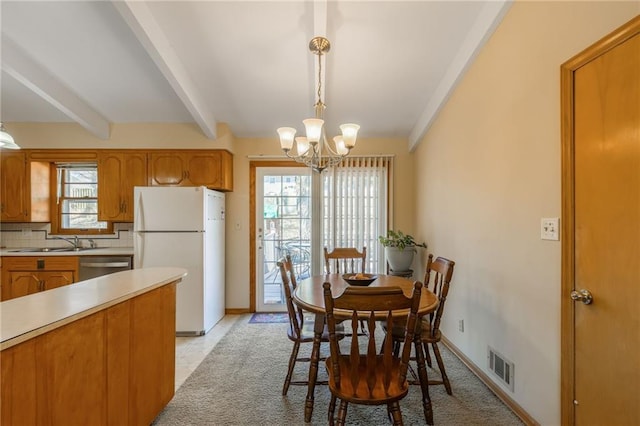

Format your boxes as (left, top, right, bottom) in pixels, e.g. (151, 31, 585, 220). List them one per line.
(322, 156, 391, 273)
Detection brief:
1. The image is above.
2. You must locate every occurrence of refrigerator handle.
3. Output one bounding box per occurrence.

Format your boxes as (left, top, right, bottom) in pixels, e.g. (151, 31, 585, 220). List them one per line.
(134, 191, 144, 232)
(134, 232, 144, 269)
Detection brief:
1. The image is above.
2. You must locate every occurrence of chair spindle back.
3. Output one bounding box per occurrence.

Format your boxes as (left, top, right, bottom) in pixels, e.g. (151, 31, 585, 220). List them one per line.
(423, 254, 455, 337)
(323, 247, 367, 274)
(278, 255, 303, 339)
(323, 282, 422, 399)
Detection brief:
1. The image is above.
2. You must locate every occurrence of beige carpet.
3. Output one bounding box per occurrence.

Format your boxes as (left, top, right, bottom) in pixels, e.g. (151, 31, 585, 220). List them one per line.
(153, 319, 524, 425)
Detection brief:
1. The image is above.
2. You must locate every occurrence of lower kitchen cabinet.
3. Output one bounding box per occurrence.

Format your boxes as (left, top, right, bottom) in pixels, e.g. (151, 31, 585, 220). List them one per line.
(1, 257, 78, 301)
(0, 280, 177, 426)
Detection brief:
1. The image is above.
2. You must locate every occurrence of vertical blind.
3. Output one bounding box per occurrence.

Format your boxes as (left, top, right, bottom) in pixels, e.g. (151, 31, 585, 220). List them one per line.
(322, 156, 391, 273)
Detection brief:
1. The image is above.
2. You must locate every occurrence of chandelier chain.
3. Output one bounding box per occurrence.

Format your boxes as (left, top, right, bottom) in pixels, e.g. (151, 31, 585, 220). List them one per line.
(316, 50, 323, 115)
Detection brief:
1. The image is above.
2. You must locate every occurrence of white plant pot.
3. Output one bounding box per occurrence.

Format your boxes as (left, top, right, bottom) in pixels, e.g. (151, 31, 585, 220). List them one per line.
(385, 246, 416, 272)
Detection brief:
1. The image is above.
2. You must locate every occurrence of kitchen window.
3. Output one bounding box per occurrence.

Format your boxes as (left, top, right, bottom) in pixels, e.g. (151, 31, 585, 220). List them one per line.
(51, 163, 112, 234)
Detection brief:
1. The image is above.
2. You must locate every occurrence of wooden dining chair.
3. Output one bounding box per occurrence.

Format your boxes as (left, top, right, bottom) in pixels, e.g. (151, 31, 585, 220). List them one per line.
(324, 246, 370, 336)
(323, 281, 423, 426)
(323, 247, 367, 274)
(386, 254, 456, 395)
(277, 255, 343, 395)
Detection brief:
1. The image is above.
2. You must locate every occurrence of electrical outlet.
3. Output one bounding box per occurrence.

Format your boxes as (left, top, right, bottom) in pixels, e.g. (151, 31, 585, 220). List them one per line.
(458, 319, 464, 332)
(541, 218, 559, 241)
(21, 228, 32, 238)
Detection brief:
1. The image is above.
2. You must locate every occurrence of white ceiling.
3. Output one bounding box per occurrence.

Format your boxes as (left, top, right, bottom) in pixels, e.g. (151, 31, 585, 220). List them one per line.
(0, 1, 510, 148)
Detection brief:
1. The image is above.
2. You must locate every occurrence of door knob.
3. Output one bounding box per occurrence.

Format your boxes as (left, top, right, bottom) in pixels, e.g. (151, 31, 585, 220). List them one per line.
(570, 289, 593, 305)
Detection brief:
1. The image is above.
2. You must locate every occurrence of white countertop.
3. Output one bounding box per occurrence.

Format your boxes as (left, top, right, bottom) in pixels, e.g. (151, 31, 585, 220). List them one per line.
(0, 247, 134, 257)
(0, 266, 187, 350)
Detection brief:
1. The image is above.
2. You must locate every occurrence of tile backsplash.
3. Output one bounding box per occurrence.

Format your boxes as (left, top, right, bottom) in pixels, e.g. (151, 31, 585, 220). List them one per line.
(0, 222, 133, 249)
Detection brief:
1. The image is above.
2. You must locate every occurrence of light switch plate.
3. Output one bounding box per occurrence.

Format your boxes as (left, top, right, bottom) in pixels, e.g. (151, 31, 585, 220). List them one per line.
(541, 218, 559, 241)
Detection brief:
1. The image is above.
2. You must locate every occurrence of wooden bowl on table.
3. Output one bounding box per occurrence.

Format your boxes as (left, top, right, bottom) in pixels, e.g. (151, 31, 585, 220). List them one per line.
(342, 273, 378, 286)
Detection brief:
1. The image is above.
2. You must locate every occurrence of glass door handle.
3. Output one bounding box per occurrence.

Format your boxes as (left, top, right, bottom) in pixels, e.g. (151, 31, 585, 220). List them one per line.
(257, 228, 264, 250)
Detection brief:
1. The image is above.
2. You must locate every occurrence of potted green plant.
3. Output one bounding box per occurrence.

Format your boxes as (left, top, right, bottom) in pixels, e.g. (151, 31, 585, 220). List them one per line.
(378, 230, 427, 272)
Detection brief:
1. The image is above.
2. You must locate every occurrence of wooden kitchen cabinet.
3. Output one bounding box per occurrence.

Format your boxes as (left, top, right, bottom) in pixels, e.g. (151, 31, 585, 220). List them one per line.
(98, 151, 147, 222)
(148, 150, 233, 191)
(1, 279, 177, 426)
(0, 152, 49, 223)
(0, 152, 29, 222)
(1, 257, 78, 301)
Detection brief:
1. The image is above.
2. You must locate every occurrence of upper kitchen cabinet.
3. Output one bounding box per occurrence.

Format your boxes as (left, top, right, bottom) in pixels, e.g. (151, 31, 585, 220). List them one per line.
(148, 150, 233, 191)
(0, 152, 49, 222)
(98, 152, 147, 222)
(0, 151, 29, 221)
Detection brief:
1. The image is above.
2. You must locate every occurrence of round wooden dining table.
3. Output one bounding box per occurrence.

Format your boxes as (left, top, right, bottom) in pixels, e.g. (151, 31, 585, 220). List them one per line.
(292, 273, 439, 424)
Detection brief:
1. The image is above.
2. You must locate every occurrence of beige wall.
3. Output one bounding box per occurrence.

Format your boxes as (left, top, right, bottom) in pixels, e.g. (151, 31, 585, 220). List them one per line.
(6, 122, 235, 151)
(413, 2, 639, 424)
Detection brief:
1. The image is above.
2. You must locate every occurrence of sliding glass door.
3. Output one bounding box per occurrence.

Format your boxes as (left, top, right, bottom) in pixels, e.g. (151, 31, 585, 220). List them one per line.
(255, 167, 312, 312)
(252, 157, 390, 312)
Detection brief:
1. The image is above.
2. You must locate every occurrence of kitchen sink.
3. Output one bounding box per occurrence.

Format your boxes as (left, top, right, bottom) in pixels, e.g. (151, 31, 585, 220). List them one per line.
(9, 247, 98, 253)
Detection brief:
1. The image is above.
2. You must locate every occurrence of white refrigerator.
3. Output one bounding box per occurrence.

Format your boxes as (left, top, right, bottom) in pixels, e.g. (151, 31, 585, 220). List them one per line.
(134, 186, 225, 336)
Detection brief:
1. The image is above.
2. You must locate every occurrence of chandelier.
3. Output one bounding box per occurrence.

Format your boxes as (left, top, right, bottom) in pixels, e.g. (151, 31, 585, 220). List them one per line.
(277, 37, 359, 173)
(0, 123, 20, 150)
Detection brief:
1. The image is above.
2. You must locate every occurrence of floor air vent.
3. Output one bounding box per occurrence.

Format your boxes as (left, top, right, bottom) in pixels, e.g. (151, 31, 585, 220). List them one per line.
(488, 346, 515, 392)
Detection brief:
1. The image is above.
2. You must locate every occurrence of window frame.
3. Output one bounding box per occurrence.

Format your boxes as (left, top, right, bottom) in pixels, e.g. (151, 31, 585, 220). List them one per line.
(49, 163, 113, 235)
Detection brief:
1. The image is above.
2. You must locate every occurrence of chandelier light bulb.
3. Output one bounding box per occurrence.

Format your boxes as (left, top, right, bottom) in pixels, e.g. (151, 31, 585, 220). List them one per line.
(333, 136, 348, 156)
(340, 123, 360, 148)
(0, 123, 20, 150)
(295, 137, 310, 156)
(277, 127, 296, 151)
(303, 118, 324, 143)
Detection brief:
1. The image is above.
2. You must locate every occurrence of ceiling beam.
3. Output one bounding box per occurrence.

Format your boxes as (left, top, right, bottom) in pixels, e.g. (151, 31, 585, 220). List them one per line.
(408, 0, 513, 151)
(313, 0, 327, 38)
(112, 1, 217, 139)
(1, 36, 111, 139)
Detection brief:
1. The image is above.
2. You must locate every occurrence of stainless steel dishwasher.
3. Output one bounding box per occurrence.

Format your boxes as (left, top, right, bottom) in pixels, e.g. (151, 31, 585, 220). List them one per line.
(79, 256, 133, 281)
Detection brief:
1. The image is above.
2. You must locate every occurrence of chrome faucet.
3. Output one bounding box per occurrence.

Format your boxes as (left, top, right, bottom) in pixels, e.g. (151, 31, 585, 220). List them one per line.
(54, 235, 80, 249)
